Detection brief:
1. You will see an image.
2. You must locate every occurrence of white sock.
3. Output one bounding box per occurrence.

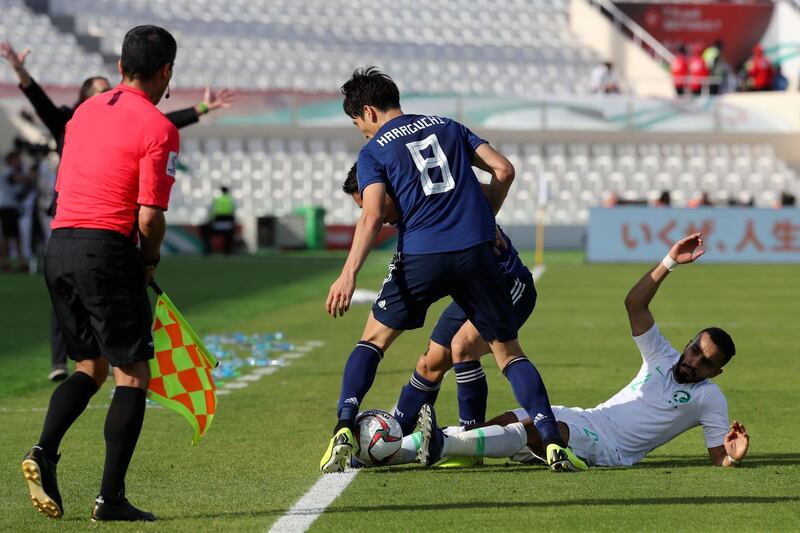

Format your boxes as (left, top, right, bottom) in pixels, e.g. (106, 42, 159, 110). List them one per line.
(443, 425, 464, 437)
(386, 431, 421, 465)
(441, 422, 527, 458)
(511, 408, 530, 423)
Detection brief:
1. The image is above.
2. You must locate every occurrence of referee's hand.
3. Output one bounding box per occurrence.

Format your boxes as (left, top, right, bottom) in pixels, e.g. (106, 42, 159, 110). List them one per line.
(144, 266, 157, 286)
(326, 274, 355, 318)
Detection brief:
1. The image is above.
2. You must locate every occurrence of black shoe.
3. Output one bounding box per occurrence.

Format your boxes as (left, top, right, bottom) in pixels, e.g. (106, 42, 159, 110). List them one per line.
(48, 365, 68, 382)
(91, 496, 156, 521)
(21, 446, 63, 519)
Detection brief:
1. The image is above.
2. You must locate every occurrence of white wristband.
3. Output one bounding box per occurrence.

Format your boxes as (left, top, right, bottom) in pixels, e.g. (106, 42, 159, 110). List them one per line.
(726, 454, 740, 466)
(661, 254, 678, 271)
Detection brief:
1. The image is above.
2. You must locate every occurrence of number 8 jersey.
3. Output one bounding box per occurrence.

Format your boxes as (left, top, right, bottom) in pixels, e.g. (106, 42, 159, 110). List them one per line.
(356, 114, 495, 254)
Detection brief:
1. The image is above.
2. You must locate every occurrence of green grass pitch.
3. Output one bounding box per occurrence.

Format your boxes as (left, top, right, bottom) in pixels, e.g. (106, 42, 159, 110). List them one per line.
(0, 251, 798, 531)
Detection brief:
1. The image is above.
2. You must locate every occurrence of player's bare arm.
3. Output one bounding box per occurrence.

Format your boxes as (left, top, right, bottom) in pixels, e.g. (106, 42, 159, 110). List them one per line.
(472, 143, 514, 215)
(625, 233, 706, 336)
(138, 205, 166, 284)
(0, 41, 33, 88)
(326, 182, 386, 318)
(708, 421, 750, 467)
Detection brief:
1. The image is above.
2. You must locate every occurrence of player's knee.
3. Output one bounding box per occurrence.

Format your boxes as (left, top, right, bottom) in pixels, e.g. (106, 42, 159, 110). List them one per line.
(76, 359, 109, 388)
(416, 355, 445, 382)
(451, 339, 482, 364)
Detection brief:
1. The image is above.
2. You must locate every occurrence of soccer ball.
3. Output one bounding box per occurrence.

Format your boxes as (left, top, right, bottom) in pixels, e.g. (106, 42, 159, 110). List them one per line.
(354, 409, 403, 465)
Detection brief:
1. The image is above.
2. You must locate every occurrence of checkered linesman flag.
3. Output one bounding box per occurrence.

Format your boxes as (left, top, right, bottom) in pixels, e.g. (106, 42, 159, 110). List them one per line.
(148, 285, 218, 445)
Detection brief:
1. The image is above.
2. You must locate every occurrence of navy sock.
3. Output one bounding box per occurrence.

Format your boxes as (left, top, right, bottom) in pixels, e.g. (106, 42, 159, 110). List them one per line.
(454, 361, 488, 427)
(335, 341, 383, 431)
(503, 357, 563, 446)
(394, 370, 441, 435)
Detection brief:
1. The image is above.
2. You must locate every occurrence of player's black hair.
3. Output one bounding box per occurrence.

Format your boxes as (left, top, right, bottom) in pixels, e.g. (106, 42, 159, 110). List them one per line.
(221, 186, 230, 194)
(341, 67, 400, 118)
(120, 25, 177, 82)
(76, 76, 110, 106)
(342, 163, 358, 194)
(700, 327, 736, 367)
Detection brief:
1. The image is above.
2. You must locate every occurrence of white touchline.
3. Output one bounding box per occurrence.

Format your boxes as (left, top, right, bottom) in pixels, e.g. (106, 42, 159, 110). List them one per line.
(1, 342, 323, 414)
(268, 471, 358, 533)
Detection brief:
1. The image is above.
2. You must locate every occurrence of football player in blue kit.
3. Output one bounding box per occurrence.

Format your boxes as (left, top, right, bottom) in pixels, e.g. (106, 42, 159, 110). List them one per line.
(320, 67, 586, 473)
(342, 164, 537, 446)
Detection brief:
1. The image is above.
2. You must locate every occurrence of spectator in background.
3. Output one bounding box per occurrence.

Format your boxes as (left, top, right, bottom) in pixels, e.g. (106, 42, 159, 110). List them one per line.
(776, 192, 796, 208)
(671, 45, 689, 96)
(745, 44, 773, 91)
(655, 190, 671, 207)
(771, 63, 788, 91)
(688, 192, 714, 208)
(201, 186, 236, 255)
(0, 150, 35, 271)
(589, 62, 621, 94)
(688, 44, 709, 96)
(703, 40, 724, 95)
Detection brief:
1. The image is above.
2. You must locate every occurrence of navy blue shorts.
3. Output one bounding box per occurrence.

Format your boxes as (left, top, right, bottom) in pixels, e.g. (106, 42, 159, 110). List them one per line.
(430, 271, 536, 349)
(371, 243, 518, 343)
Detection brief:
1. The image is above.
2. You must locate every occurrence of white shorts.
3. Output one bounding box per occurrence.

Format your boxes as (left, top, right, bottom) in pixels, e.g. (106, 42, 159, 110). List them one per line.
(551, 406, 622, 467)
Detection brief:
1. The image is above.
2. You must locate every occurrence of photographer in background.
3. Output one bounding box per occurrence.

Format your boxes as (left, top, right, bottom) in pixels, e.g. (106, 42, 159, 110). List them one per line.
(1, 40, 236, 382)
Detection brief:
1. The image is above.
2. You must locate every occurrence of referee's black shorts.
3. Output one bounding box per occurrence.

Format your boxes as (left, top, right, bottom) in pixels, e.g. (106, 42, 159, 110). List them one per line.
(44, 228, 154, 366)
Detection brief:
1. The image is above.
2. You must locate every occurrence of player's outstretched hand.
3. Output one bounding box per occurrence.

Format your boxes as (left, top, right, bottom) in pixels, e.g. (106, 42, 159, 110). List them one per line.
(326, 274, 355, 318)
(203, 86, 237, 112)
(0, 41, 30, 69)
(669, 232, 705, 265)
(724, 420, 749, 462)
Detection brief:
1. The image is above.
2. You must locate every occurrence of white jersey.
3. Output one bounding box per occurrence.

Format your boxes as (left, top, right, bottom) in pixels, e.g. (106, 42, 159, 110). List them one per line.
(578, 323, 729, 465)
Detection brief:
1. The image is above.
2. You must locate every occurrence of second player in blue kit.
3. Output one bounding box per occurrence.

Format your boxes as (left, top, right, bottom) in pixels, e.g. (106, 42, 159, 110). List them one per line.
(320, 67, 587, 473)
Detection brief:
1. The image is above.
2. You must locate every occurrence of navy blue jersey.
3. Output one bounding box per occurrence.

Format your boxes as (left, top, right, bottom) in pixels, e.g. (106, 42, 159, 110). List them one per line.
(497, 226, 528, 278)
(357, 114, 495, 254)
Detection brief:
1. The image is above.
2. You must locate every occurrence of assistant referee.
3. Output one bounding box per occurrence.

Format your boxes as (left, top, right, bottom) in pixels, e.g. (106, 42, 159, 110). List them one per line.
(21, 26, 179, 522)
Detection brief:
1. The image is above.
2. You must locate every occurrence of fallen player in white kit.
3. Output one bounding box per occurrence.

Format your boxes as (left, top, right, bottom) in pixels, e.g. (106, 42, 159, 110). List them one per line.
(402, 233, 750, 468)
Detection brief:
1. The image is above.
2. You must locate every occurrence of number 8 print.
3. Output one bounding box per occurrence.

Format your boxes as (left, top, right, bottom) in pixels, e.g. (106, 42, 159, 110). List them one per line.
(406, 134, 455, 196)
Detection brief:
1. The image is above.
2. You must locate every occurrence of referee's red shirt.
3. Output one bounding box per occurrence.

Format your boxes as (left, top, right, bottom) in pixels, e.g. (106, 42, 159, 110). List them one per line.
(53, 84, 179, 236)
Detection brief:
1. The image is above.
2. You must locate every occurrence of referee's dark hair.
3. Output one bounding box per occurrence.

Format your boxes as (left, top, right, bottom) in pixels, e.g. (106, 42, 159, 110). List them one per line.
(342, 163, 358, 194)
(121, 25, 177, 82)
(342, 67, 400, 119)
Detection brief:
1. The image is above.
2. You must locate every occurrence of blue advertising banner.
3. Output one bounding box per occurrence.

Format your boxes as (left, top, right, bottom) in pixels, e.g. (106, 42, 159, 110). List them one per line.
(588, 208, 800, 263)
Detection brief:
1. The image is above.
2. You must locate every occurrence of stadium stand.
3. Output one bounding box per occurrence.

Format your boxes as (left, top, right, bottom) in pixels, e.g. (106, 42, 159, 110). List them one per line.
(46, 0, 600, 95)
(0, 0, 110, 86)
(170, 137, 799, 225)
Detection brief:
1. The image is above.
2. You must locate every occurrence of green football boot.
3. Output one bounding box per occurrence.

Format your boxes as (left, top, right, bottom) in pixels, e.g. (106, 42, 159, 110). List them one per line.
(320, 427, 359, 473)
(436, 456, 484, 468)
(546, 443, 589, 472)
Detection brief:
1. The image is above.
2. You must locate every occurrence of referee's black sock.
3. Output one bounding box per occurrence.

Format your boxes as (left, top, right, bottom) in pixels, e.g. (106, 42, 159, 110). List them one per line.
(37, 371, 99, 460)
(100, 386, 146, 503)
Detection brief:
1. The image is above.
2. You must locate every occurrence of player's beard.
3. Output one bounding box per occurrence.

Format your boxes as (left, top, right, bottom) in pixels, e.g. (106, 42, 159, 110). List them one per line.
(673, 354, 697, 383)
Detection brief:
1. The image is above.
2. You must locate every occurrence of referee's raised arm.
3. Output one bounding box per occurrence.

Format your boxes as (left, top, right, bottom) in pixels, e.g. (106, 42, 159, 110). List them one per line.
(23, 25, 179, 523)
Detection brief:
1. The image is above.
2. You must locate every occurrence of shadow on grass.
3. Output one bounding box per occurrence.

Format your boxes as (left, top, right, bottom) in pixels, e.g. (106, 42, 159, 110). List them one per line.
(164, 495, 800, 521)
(637, 453, 800, 468)
(359, 453, 800, 476)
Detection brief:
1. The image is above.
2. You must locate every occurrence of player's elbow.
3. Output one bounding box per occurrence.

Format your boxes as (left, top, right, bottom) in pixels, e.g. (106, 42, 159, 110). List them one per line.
(494, 160, 515, 184)
(361, 211, 384, 231)
(623, 289, 641, 311)
(138, 206, 166, 234)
